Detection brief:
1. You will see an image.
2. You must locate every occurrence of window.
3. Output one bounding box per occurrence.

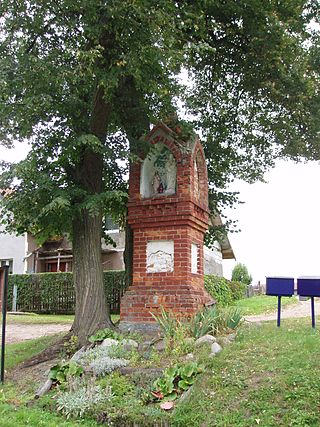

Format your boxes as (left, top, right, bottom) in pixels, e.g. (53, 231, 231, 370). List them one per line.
(0, 259, 13, 274)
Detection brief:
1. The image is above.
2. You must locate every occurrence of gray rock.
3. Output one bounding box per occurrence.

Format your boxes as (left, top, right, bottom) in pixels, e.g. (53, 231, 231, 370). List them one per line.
(195, 334, 216, 347)
(217, 337, 231, 347)
(185, 353, 194, 361)
(121, 339, 139, 352)
(179, 385, 193, 404)
(101, 338, 119, 348)
(139, 340, 153, 351)
(153, 339, 166, 352)
(227, 333, 236, 342)
(70, 346, 86, 362)
(211, 342, 222, 355)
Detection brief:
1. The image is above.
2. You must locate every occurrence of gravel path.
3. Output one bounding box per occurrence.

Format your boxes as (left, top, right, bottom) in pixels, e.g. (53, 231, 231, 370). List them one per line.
(2, 298, 320, 344)
(3, 323, 71, 344)
(245, 297, 320, 323)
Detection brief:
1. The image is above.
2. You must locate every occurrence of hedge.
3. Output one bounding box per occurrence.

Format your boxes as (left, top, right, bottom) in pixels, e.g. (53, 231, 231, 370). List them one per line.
(204, 275, 247, 307)
(7, 271, 245, 314)
(7, 271, 127, 315)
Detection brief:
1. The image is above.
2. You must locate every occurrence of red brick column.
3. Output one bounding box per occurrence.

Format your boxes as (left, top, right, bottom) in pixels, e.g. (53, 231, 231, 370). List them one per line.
(120, 123, 212, 328)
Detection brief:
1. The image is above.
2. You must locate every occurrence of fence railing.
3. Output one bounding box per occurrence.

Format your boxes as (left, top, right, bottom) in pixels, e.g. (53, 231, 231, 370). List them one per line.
(7, 271, 127, 314)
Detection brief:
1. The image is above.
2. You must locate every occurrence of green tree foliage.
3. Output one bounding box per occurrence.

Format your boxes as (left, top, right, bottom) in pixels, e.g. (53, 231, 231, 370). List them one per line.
(0, 1, 319, 341)
(231, 263, 252, 286)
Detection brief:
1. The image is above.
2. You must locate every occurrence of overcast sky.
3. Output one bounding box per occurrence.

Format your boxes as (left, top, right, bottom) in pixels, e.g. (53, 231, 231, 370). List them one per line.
(1, 143, 320, 284)
(223, 160, 320, 284)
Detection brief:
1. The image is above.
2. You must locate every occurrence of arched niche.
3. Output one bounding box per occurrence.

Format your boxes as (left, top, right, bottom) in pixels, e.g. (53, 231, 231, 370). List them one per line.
(140, 143, 177, 198)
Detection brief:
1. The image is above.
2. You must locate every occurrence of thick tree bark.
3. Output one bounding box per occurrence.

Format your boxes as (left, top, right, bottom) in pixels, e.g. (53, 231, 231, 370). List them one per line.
(72, 208, 113, 344)
(70, 86, 113, 345)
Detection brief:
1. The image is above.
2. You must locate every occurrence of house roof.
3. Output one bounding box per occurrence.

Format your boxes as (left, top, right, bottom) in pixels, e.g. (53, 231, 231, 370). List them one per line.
(210, 214, 236, 260)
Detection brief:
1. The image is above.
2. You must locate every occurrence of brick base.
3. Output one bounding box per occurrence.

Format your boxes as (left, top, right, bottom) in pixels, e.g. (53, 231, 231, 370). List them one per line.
(120, 283, 213, 323)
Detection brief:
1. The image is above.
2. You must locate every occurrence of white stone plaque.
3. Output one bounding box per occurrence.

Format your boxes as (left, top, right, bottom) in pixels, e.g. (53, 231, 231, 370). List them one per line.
(191, 243, 198, 274)
(146, 240, 174, 273)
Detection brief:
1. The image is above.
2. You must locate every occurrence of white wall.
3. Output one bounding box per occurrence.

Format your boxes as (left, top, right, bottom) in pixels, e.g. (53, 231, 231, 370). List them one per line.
(0, 228, 26, 273)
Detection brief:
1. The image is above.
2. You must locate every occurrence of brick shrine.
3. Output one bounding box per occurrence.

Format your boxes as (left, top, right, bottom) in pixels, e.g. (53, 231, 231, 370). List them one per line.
(120, 123, 212, 330)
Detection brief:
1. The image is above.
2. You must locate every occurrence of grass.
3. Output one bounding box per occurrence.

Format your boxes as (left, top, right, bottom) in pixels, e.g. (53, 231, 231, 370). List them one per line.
(3, 310, 320, 426)
(172, 317, 320, 426)
(7, 313, 120, 325)
(235, 295, 299, 316)
(0, 335, 99, 427)
(5, 334, 64, 370)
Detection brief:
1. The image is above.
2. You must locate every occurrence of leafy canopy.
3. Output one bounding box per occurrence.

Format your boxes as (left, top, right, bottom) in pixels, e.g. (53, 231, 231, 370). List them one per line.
(0, 0, 319, 242)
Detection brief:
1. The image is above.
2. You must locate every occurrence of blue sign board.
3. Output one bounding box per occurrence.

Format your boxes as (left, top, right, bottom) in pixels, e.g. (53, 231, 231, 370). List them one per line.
(297, 277, 320, 297)
(266, 277, 294, 297)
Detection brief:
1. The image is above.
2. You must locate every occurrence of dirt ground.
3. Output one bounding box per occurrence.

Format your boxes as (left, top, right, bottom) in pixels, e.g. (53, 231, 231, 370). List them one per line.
(3, 323, 71, 344)
(245, 297, 320, 323)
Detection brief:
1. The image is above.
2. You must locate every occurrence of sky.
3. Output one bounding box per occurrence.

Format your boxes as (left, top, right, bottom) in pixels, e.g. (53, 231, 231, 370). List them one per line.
(223, 160, 320, 284)
(1, 142, 320, 285)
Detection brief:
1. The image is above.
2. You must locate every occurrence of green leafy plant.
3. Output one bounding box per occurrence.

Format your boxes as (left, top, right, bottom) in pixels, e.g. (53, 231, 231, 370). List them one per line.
(62, 335, 79, 358)
(150, 306, 179, 338)
(152, 362, 203, 401)
(49, 361, 84, 387)
(88, 328, 121, 343)
(188, 307, 220, 339)
(188, 306, 243, 338)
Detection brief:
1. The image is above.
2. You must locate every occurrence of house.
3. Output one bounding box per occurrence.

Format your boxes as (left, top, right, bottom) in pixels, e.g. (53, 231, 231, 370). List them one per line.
(0, 223, 234, 276)
(1, 191, 235, 275)
(0, 189, 26, 274)
(24, 229, 125, 273)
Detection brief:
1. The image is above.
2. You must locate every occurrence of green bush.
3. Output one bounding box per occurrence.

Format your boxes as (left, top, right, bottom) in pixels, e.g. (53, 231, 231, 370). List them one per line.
(228, 280, 247, 301)
(204, 275, 246, 306)
(7, 270, 127, 314)
(231, 263, 252, 286)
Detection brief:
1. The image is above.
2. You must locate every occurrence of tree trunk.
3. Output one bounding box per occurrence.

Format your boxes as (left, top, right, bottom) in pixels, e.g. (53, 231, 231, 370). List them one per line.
(72, 208, 113, 345)
(70, 85, 113, 345)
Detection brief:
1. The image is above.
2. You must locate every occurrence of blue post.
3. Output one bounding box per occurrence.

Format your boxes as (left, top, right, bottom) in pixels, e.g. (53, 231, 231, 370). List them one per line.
(311, 296, 315, 328)
(277, 296, 281, 327)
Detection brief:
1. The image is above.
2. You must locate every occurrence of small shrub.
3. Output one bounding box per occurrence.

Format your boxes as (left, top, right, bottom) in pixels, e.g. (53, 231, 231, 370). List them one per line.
(90, 356, 128, 377)
(56, 377, 113, 419)
(49, 361, 84, 388)
(74, 344, 128, 376)
(152, 362, 203, 401)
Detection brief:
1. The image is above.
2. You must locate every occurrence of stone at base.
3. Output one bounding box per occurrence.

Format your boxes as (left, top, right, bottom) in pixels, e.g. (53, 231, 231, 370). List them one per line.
(119, 321, 161, 335)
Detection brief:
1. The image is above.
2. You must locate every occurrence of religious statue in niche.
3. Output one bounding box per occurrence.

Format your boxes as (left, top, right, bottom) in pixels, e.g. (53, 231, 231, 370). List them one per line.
(150, 146, 176, 196)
